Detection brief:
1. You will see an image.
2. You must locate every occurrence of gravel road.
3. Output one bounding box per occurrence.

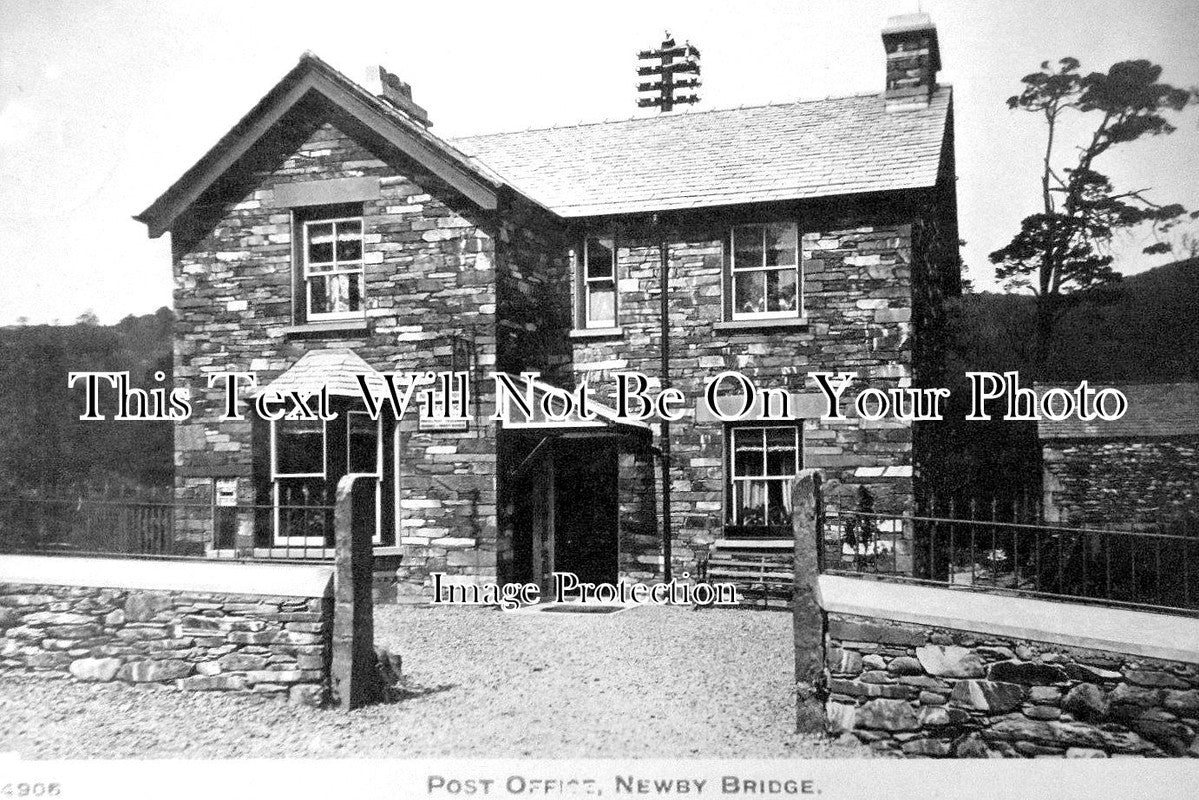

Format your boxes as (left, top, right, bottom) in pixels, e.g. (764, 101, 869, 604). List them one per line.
(0, 604, 871, 759)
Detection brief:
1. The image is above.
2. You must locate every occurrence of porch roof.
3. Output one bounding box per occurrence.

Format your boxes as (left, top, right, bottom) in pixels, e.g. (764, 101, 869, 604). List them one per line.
(496, 373, 650, 432)
(256, 347, 387, 399)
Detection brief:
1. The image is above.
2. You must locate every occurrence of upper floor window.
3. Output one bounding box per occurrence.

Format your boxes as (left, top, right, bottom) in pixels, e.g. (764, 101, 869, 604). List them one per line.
(730, 222, 800, 320)
(577, 234, 617, 329)
(303, 216, 364, 320)
(727, 424, 801, 531)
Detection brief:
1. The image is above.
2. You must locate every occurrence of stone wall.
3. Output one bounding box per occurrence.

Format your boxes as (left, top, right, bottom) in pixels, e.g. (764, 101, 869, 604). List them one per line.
(171, 111, 503, 590)
(1042, 437, 1199, 526)
(0, 559, 332, 706)
(826, 613, 1199, 758)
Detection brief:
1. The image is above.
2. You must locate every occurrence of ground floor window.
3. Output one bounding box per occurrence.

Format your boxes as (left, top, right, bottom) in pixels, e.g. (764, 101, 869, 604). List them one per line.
(346, 411, 382, 545)
(266, 411, 386, 546)
(727, 424, 801, 532)
(271, 416, 330, 546)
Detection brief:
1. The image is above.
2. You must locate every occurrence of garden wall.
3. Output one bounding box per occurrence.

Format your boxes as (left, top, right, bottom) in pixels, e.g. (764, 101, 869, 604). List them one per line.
(819, 575, 1199, 758)
(0, 554, 334, 706)
(1042, 436, 1199, 526)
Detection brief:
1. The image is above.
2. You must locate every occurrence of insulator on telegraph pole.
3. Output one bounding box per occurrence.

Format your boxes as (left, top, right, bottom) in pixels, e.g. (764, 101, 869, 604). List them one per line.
(636, 31, 701, 113)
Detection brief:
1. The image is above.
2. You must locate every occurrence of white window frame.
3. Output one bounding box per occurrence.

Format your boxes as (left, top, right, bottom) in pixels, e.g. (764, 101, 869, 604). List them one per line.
(729, 222, 801, 321)
(579, 234, 617, 329)
(727, 424, 801, 528)
(270, 415, 328, 546)
(303, 216, 365, 321)
(346, 410, 383, 545)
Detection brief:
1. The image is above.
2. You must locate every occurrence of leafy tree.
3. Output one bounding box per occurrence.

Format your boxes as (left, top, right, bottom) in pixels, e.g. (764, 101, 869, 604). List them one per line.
(989, 57, 1192, 371)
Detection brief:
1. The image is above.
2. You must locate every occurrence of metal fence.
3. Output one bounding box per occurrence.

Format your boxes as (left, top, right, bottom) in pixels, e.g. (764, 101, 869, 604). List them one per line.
(0, 495, 337, 561)
(823, 508, 1199, 617)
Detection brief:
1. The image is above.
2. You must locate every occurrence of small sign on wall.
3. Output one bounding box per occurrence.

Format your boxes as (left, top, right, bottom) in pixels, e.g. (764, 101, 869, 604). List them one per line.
(419, 417, 470, 432)
(215, 478, 239, 506)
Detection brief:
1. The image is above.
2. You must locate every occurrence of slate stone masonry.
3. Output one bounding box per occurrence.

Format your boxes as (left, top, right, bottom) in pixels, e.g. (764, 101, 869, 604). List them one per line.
(570, 216, 934, 580)
(0, 582, 331, 706)
(1042, 437, 1199, 526)
(826, 613, 1199, 758)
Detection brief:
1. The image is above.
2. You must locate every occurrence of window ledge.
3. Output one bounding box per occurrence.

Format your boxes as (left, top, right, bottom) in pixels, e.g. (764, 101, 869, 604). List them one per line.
(569, 327, 624, 340)
(283, 319, 369, 338)
(713, 317, 808, 332)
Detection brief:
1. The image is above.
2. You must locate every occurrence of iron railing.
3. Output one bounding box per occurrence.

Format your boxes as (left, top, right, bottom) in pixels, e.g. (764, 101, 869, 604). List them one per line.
(0, 495, 339, 561)
(823, 508, 1199, 617)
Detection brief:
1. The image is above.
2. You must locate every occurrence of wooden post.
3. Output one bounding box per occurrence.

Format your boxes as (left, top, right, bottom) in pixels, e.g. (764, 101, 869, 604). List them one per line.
(331, 475, 382, 710)
(792, 469, 827, 734)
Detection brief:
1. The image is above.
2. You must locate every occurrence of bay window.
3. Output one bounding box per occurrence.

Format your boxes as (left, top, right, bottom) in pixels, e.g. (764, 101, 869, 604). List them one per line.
(271, 416, 330, 546)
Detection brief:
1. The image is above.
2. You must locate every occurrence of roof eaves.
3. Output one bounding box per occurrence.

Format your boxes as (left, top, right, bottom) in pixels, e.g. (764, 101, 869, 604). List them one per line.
(135, 52, 506, 238)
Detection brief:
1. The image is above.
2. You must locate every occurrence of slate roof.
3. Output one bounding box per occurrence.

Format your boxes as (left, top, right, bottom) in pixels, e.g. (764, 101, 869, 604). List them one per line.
(1037, 382, 1199, 440)
(451, 87, 951, 217)
(138, 53, 953, 233)
(258, 348, 387, 399)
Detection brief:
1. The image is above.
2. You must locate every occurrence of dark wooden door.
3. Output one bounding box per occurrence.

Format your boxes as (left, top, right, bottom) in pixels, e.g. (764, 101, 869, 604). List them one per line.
(554, 442, 618, 585)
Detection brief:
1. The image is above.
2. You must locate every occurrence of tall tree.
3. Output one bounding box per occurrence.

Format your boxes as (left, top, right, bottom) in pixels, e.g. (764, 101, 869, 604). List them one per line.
(989, 57, 1192, 372)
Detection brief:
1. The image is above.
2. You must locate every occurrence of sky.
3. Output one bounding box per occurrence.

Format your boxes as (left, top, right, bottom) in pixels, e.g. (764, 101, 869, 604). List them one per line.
(1, 0, 1197, 324)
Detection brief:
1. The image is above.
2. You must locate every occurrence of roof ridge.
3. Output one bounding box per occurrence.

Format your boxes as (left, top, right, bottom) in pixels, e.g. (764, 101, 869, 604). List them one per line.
(449, 88, 916, 141)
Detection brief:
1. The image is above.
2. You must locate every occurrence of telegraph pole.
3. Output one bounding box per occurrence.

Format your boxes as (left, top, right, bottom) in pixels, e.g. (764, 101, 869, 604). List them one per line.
(638, 34, 699, 580)
(637, 33, 701, 113)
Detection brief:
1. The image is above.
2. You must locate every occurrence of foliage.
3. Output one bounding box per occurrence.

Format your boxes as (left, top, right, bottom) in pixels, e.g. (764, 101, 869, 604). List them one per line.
(950, 256, 1199, 383)
(0, 308, 175, 495)
(842, 486, 876, 548)
(927, 255, 1199, 503)
(988, 57, 1193, 370)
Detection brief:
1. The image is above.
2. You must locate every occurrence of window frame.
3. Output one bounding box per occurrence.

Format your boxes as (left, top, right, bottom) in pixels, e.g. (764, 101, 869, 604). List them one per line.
(345, 410, 383, 545)
(270, 413, 329, 546)
(725, 423, 802, 531)
(576, 233, 618, 329)
(270, 415, 327, 480)
(301, 215, 366, 322)
(727, 222, 802, 321)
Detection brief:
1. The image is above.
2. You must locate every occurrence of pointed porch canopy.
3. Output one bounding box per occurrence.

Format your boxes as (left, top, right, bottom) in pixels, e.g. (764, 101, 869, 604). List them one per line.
(495, 373, 650, 433)
(255, 347, 387, 401)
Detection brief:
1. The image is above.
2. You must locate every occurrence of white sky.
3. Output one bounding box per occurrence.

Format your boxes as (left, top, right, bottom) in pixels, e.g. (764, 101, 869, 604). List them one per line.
(1, 0, 1196, 324)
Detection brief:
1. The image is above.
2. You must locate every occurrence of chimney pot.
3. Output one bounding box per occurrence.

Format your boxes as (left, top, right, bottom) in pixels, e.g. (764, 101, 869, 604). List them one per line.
(881, 13, 941, 111)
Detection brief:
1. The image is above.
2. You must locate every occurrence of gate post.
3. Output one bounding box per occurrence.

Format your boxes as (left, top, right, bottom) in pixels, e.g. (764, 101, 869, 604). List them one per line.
(331, 475, 382, 710)
(792, 469, 828, 734)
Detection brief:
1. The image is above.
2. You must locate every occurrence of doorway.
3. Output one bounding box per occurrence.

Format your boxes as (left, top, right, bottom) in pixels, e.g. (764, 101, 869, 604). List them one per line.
(513, 437, 619, 593)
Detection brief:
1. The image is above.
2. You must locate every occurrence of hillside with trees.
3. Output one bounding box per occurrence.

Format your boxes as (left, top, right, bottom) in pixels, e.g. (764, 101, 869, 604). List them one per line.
(0, 308, 174, 495)
(949, 256, 1199, 384)
(0, 259, 1194, 499)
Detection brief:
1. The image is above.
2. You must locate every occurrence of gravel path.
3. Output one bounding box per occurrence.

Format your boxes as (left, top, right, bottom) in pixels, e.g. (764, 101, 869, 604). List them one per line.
(0, 604, 871, 759)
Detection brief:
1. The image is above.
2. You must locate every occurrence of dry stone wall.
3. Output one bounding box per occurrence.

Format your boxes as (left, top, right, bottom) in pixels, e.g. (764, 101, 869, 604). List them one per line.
(1042, 437, 1199, 526)
(826, 613, 1199, 758)
(0, 582, 331, 706)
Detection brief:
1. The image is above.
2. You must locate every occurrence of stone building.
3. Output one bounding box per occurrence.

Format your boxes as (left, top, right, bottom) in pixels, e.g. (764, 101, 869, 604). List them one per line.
(135, 14, 960, 595)
(1039, 382, 1199, 527)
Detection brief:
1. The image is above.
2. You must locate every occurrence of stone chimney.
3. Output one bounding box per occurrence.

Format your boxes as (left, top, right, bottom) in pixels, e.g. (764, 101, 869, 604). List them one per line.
(881, 13, 941, 111)
(364, 66, 431, 127)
